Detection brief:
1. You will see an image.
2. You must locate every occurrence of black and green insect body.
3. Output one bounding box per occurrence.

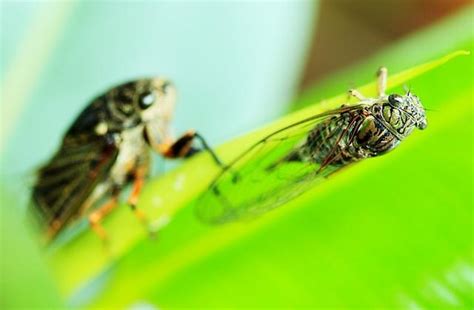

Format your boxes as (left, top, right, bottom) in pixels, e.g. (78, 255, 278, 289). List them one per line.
(197, 68, 427, 224)
(290, 92, 427, 168)
(32, 78, 222, 241)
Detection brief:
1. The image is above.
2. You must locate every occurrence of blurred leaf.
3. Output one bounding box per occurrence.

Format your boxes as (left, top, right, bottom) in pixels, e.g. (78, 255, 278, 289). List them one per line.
(84, 50, 472, 308)
(47, 46, 471, 308)
(0, 189, 63, 308)
(45, 7, 473, 308)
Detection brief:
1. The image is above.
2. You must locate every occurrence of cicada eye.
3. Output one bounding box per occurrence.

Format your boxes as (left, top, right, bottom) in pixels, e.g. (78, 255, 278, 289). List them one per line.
(139, 91, 156, 109)
(388, 94, 404, 106)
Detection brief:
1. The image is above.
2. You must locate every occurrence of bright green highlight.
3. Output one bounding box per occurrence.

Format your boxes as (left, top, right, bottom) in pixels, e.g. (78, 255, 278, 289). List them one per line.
(2, 5, 472, 309)
(87, 51, 472, 308)
(46, 47, 472, 309)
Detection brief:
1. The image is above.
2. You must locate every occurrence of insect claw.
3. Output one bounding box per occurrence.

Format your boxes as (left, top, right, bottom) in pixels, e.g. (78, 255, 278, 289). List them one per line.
(128, 203, 152, 232)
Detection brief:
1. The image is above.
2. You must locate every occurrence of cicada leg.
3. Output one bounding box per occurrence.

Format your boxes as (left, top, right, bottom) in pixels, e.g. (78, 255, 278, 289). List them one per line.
(88, 190, 119, 244)
(127, 168, 146, 212)
(377, 66, 388, 97)
(160, 130, 243, 185)
(348, 89, 366, 101)
(127, 163, 158, 238)
(158, 130, 226, 168)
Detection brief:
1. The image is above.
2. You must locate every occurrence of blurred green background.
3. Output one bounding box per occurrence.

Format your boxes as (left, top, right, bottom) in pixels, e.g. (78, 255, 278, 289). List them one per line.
(1, 1, 472, 309)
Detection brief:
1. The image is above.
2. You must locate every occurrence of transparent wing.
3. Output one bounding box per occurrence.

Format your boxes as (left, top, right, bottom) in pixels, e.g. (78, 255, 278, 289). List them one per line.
(196, 105, 363, 224)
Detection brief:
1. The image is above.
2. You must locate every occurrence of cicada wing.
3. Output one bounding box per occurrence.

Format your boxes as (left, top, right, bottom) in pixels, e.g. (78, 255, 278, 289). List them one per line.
(196, 105, 363, 224)
(31, 134, 118, 238)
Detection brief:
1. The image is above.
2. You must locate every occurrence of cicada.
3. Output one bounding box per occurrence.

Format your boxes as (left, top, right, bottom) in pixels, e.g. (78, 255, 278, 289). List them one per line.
(196, 68, 427, 224)
(31, 78, 223, 242)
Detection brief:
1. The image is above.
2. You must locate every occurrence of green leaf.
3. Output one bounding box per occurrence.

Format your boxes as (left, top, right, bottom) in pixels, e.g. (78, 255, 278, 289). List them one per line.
(90, 51, 472, 308)
(0, 190, 63, 308)
(45, 7, 473, 307)
(50, 51, 471, 306)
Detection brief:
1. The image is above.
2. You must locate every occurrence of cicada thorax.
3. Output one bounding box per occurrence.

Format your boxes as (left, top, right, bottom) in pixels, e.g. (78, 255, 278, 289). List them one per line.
(351, 103, 403, 157)
(379, 102, 417, 137)
(105, 82, 143, 129)
(353, 100, 422, 157)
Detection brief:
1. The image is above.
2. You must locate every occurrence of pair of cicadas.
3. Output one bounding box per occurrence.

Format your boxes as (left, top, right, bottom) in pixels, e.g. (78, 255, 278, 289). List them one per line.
(31, 68, 427, 242)
(31, 78, 223, 242)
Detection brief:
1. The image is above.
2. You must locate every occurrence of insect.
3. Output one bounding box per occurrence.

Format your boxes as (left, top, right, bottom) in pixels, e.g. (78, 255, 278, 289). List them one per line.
(31, 78, 224, 242)
(196, 67, 427, 224)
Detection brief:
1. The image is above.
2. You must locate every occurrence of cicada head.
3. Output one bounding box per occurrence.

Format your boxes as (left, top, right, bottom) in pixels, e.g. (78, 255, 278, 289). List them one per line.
(106, 78, 177, 129)
(387, 92, 427, 130)
(137, 78, 177, 124)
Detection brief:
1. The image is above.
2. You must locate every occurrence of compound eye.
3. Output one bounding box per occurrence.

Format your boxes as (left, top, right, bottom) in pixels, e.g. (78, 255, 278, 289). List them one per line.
(138, 91, 156, 109)
(418, 120, 427, 130)
(388, 94, 404, 106)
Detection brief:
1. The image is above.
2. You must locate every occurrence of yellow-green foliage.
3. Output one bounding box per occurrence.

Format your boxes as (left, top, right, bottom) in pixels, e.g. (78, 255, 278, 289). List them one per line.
(3, 7, 472, 308)
(47, 48, 472, 308)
